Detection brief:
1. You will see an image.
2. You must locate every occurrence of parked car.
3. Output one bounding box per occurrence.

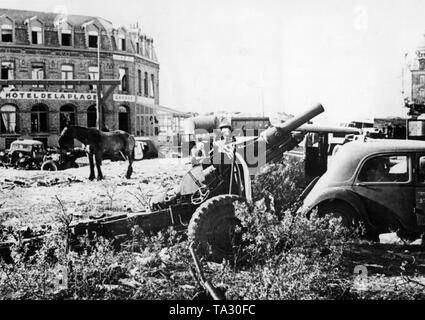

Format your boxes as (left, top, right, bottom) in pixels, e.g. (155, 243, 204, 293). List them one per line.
(300, 139, 425, 241)
(41, 147, 87, 171)
(134, 137, 159, 161)
(0, 139, 46, 170)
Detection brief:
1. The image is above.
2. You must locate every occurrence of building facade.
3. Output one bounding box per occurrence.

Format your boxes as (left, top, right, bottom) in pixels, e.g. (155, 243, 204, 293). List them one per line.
(0, 8, 161, 149)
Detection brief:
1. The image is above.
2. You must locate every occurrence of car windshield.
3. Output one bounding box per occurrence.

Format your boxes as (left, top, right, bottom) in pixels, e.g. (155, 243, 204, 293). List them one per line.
(10, 144, 32, 152)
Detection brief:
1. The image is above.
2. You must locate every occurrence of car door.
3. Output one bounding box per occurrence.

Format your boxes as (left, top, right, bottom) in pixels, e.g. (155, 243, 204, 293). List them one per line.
(413, 153, 425, 228)
(352, 153, 415, 233)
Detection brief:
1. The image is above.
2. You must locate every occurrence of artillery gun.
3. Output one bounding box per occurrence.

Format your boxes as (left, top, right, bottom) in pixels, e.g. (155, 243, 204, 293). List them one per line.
(68, 103, 325, 260)
(0, 103, 357, 262)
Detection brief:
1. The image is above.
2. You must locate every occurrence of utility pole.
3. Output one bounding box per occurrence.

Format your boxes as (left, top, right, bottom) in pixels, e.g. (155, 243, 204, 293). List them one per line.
(96, 31, 103, 130)
(403, 52, 409, 140)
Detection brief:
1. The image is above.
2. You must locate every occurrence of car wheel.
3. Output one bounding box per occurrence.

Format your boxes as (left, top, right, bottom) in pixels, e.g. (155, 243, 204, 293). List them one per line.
(41, 160, 58, 171)
(319, 201, 359, 228)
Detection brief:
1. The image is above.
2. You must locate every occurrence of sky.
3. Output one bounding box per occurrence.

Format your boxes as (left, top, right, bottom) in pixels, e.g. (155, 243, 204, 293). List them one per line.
(2, 0, 425, 124)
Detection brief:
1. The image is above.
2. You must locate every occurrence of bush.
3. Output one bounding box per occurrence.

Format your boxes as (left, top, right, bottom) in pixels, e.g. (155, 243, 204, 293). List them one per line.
(0, 226, 196, 300)
(213, 202, 356, 299)
(252, 155, 306, 215)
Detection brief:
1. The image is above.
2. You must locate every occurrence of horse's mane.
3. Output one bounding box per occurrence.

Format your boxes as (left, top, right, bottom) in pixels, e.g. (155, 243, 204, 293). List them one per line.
(67, 125, 103, 144)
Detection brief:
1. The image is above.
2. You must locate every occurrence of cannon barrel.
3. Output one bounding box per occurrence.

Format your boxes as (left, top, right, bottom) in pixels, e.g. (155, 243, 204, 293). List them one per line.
(261, 103, 325, 146)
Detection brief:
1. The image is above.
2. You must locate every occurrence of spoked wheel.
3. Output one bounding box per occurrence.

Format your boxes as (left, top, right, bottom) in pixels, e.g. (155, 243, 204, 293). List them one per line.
(188, 194, 246, 263)
(41, 160, 58, 171)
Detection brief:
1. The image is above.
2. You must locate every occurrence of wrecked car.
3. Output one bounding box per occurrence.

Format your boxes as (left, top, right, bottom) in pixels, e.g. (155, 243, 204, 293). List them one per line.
(300, 139, 425, 241)
(0, 139, 46, 170)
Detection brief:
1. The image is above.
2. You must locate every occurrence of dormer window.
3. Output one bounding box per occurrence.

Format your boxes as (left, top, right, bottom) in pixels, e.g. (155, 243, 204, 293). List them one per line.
(31, 27, 42, 44)
(0, 15, 14, 43)
(82, 21, 100, 49)
(61, 31, 71, 46)
(1, 24, 13, 42)
(25, 17, 43, 45)
(118, 34, 126, 51)
(88, 31, 98, 48)
(56, 20, 73, 46)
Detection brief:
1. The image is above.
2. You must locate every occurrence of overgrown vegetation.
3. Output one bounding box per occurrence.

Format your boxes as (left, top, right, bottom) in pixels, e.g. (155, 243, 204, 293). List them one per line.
(252, 155, 306, 215)
(1, 156, 424, 299)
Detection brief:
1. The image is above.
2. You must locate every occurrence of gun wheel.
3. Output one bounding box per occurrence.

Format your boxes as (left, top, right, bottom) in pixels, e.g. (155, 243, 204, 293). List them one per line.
(188, 194, 245, 263)
(41, 160, 58, 171)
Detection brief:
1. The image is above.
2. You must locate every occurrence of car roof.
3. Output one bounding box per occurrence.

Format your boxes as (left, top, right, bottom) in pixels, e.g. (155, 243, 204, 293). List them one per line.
(324, 139, 425, 184)
(339, 139, 425, 158)
(11, 139, 44, 146)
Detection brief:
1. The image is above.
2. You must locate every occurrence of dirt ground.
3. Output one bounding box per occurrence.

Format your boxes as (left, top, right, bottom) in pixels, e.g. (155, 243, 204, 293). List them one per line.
(0, 158, 191, 227)
(1, 157, 425, 297)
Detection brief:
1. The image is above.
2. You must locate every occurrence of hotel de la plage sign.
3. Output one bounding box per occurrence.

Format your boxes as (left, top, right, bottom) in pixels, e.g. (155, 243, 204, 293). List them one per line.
(0, 91, 154, 105)
(0, 91, 97, 101)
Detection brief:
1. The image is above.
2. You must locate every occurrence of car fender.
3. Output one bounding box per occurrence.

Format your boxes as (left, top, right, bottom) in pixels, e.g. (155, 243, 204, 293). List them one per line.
(305, 187, 376, 231)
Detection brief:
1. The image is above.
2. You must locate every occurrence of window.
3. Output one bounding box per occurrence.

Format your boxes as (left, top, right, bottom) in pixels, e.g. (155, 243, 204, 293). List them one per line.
(118, 106, 129, 132)
(61, 29, 72, 46)
(88, 66, 99, 91)
(31, 104, 48, 132)
(1, 24, 13, 42)
(61, 33, 71, 46)
(88, 34, 98, 48)
(136, 41, 140, 54)
(119, 68, 128, 92)
(420, 75, 425, 85)
(31, 64, 44, 88)
(0, 105, 17, 134)
(144, 72, 148, 96)
(60, 105, 76, 131)
(87, 105, 97, 128)
(138, 70, 142, 94)
(1, 62, 14, 88)
(61, 65, 73, 89)
(420, 88, 425, 98)
(136, 105, 158, 137)
(358, 155, 409, 183)
(31, 27, 42, 44)
(150, 74, 155, 98)
(120, 38, 126, 51)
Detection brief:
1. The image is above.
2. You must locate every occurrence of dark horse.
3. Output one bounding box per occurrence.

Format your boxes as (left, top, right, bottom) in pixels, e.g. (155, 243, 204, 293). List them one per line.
(58, 125, 135, 180)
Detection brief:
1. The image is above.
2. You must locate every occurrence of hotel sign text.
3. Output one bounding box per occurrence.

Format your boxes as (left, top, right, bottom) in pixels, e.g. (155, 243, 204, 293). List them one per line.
(0, 91, 96, 101)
